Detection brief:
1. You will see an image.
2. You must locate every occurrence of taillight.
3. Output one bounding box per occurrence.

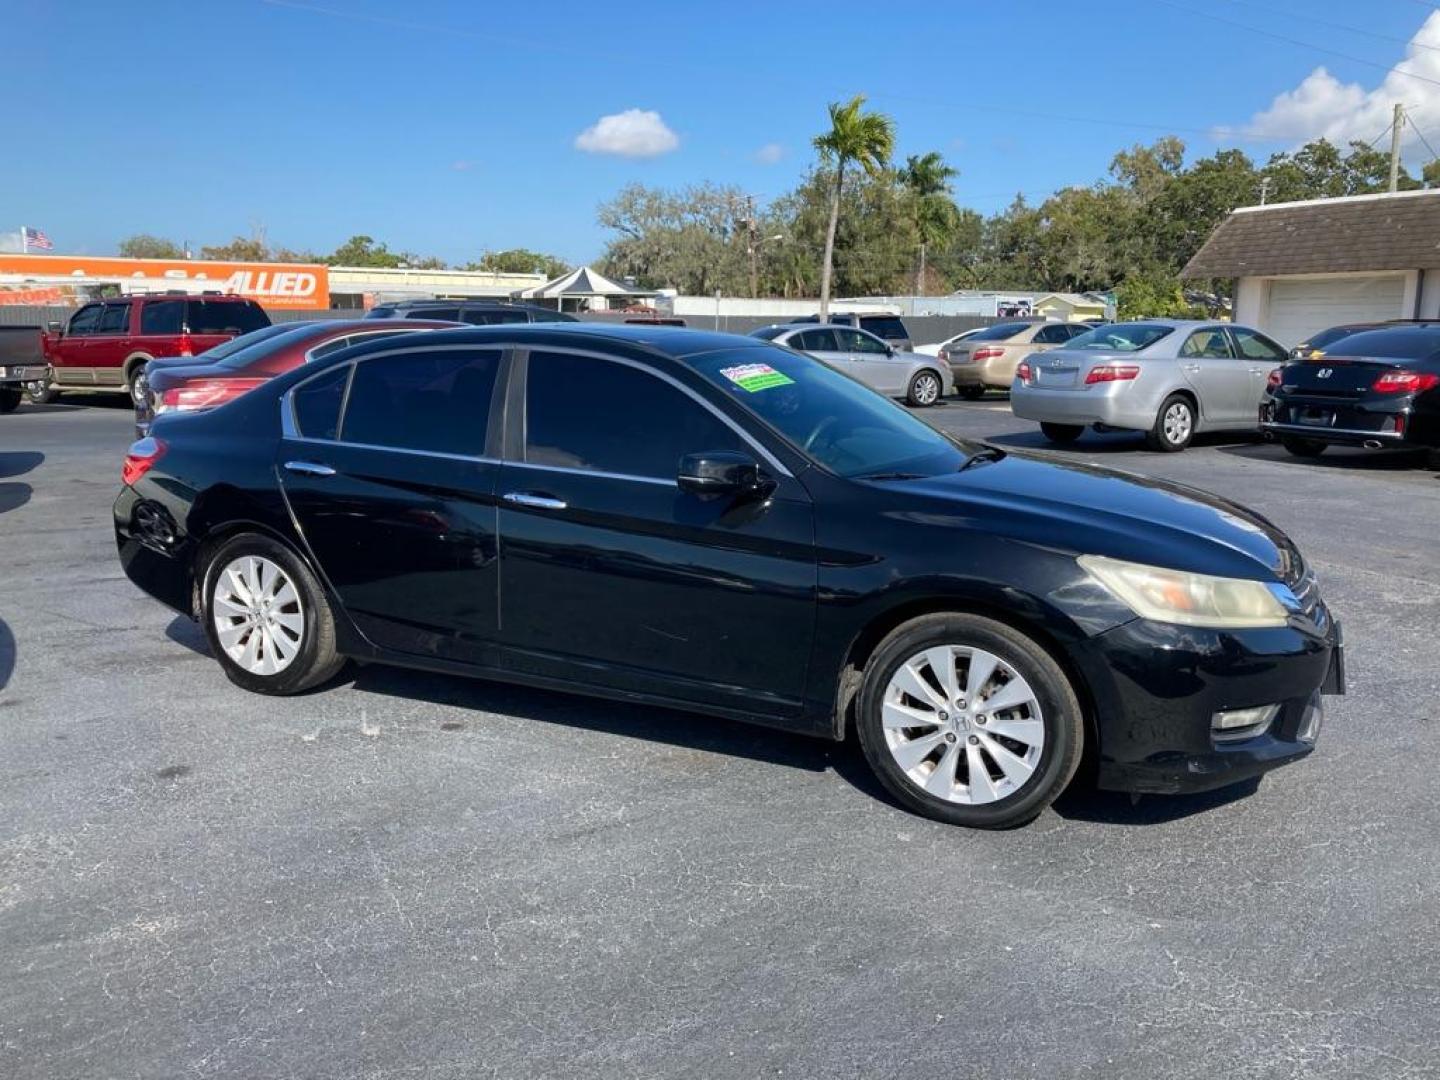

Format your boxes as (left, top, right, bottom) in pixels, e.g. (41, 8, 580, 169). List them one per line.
(1266, 367, 1283, 391)
(1084, 364, 1141, 384)
(158, 377, 265, 413)
(122, 436, 166, 486)
(1372, 369, 1439, 394)
(972, 346, 1006, 362)
(178, 332, 194, 358)
(1016, 360, 1033, 385)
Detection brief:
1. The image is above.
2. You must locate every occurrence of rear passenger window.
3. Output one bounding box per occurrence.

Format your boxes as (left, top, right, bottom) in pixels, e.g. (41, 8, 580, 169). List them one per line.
(795, 329, 838, 352)
(140, 299, 184, 335)
(96, 303, 131, 334)
(1034, 325, 1070, 344)
(524, 351, 744, 479)
(340, 349, 501, 456)
(291, 365, 351, 441)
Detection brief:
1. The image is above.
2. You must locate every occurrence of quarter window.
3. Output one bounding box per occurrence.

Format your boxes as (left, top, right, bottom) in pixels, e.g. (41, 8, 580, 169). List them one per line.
(67, 304, 102, 336)
(340, 349, 501, 456)
(291, 365, 351, 441)
(524, 351, 745, 479)
(139, 299, 184, 335)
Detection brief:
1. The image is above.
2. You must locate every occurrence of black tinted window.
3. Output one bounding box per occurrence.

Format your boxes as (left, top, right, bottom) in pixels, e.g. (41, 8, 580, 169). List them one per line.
(461, 308, 529, 325)
(525, 352, 744, 479)
(139, 299, 184, 335)
(409, 307, 459, 322)
(838, 328, 888, 354)
(750, 327, 787, 341)
(341, 349, 500, 455)
(795, 329, 839, 352)
(1315, 326, 1440, 361)
(968, 321, 1034, 341)
(186, 300, 269, 335)
(292, 365, 350, 440)
(95, 303, 131, 334)
(860, 316, 908, 340)
(1033, 324, 1070, 344)
(68, 304, 102, 336)
(369, 307, 397, 319)
(1299, 326, 1365, 351)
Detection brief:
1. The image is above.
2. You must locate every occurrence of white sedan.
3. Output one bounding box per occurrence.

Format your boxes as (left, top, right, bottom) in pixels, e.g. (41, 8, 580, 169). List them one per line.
(913, 326, 986, 357)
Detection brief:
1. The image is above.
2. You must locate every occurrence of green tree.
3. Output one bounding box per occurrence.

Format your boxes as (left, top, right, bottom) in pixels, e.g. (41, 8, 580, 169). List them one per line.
(596, 182, 753, 295)
(200, 235, 269, 261)
(117, 234, 184, 259)
(326, 234, 403, 268)
(899, 152, 960, 294)
(813, 95, 895, 316)
(466, 248, 570, 278)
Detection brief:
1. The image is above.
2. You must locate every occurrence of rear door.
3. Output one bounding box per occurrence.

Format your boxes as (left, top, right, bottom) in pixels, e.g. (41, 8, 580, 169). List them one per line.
(1178, 327, 1251, 423)
(792, 327, 852, 372)
(495, 347, 817, 717)
(277, 344, 507, 664)
(89, 301, 134, 384)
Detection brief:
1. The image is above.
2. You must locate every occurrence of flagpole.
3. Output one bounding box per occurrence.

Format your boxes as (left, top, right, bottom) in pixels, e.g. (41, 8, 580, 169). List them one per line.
(19, 226, 26, 254)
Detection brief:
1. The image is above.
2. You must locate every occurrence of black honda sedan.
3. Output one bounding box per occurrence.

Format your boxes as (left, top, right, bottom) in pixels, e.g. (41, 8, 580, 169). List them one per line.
(1263, 323, 1440, 458)
(115, 325, 1343, 828)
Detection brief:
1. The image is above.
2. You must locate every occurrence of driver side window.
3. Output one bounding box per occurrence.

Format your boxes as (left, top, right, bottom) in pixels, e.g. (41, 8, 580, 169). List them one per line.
(837, 329, 887, 354)
(1230, 327, 1286, 360)
(67, 304, 102, 337)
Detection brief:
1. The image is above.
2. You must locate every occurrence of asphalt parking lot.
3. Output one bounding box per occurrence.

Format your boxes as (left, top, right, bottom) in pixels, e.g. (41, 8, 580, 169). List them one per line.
(3, 394, 1439, 1080)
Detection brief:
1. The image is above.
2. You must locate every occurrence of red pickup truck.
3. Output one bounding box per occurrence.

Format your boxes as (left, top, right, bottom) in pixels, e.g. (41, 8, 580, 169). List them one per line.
(37, 294, 270, 404)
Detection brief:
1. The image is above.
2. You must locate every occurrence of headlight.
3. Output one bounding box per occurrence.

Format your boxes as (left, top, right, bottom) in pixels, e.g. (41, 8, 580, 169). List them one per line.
(1078, 555, 1296, 628)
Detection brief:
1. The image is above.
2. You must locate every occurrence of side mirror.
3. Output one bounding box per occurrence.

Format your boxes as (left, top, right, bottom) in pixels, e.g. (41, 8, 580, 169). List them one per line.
(46, 320, 62, 335)
(678, 451, 774, 499)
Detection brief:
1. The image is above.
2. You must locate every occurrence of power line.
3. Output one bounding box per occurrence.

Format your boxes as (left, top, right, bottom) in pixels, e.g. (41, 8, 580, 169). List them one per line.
(1226, 0, 1440, 55)
(1406, 111, 1440, 161)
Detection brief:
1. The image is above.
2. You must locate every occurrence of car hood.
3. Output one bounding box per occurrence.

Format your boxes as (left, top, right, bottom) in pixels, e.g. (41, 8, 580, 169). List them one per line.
(897, 451, 1303, 584)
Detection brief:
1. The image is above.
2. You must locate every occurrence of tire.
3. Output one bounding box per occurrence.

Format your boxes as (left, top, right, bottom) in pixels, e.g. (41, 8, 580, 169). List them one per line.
(125, 358, 153, 405)
(958, 385, 986, 401)
(1281, 436, 1327, 458)
(907, 369, 943, 407)
(1144, 393, 1195, 452)
(0, 387, 20, 413)
(1039, 421, 1084, 444)
(855, 613, 1084, 829)
(25, 376, 58, 405)
(200, 533, 346, 695)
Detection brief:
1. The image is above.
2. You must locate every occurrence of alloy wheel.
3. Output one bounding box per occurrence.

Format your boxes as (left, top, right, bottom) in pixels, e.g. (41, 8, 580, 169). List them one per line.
(1163, 401, 1192, 445)
(881, 645, 1045, 805)
(912, 373, 940, 405)
(211, 555, 306, 676)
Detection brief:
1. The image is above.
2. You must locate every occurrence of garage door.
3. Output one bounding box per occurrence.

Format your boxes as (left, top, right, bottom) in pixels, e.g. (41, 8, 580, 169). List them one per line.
(1263, 275, 1406, 348)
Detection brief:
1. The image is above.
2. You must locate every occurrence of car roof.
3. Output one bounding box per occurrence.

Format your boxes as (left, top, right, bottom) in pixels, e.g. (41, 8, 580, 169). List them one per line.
(380, 299, 552, 310)
(756, 322, 877, 333)
(331, 322, 775, 365)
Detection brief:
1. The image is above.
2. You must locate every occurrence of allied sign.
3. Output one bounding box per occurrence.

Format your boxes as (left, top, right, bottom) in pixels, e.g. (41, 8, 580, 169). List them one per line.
(0, 254, 330, 310)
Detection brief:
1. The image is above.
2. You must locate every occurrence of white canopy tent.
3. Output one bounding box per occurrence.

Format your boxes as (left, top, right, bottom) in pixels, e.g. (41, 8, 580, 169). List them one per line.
(512, 266, 654, 312)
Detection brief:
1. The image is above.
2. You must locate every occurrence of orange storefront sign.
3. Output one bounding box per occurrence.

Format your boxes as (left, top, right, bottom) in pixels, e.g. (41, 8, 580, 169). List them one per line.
(0, 254, 330, 310)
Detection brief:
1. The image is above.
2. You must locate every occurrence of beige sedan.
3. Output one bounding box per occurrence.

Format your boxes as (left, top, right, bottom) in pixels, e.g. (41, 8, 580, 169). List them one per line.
(941, 320, 1091, 399)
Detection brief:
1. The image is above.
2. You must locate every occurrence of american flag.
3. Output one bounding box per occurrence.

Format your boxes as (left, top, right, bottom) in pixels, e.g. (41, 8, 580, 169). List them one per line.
(21, 226, 54, 251)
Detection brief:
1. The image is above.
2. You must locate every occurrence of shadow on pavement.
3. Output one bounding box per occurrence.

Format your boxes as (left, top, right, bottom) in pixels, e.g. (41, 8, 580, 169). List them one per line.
(0, 450, 44, 479)
(165, 615, 210, 656)
(1053, 776, 1261, 825)
(0, 618, 13, 691)
(0, 484, 32, 516)
(1217, 441, 1430, 472)
(985, 429, 1265, 456)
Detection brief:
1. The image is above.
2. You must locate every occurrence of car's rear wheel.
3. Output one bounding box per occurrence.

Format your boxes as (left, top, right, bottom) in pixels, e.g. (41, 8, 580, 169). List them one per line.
(855, 613, 1084, 828)
(201, 533, 345, 695)
(1039, 421, 1084, 444)
(1280, 436, 1327, 458)
(1145, 394, 1195, 452)
(0, 387, 20, 413)
(957, 385, 986, 401)
(907, 370, 943, 407)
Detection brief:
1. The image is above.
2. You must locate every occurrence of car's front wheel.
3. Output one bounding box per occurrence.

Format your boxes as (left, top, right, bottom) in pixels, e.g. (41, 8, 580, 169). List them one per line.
(1281, 436, 1327, 458)
(855, 613, 1084, 828)
(201, 533, 346, 695)
(1039, 421, 1084, 444)
(907, 370, 943, 407)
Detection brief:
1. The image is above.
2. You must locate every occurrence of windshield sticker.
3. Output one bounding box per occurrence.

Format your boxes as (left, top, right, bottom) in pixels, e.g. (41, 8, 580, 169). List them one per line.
(719, 363, 794, 392)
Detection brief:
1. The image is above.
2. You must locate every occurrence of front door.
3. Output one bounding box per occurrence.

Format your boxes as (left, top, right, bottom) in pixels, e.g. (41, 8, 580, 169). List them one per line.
(51, 303, 102, 385)
(834, 328, 903, 393)
(1178, 327, 1251, 423)
(1227, 327, 1290, 414)
(496, 348, 818, 718)
(277, 345, 507, 664)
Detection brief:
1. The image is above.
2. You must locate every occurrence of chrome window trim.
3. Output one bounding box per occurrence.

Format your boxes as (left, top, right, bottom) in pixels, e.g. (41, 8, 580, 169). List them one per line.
(301, 327, 440, 365)
(521, 344, 794, 479)
(506, 459, 675, 488)
(285, 433, 500, 466)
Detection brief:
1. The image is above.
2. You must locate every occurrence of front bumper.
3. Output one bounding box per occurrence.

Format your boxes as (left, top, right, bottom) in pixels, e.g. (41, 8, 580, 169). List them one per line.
(1070, 608, 1343, 795)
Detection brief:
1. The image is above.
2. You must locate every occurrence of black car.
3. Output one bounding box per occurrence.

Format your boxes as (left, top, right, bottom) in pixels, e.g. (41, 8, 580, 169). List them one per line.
(115, 325, 1343, 828)
(1262, 324, 1440, 458)
(365, 299, 577, 325)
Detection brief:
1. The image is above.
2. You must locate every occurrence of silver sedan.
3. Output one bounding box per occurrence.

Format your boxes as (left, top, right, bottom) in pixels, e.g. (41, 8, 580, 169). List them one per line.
(1009, 320, 1288, 451)
(750, 324, 954, 406)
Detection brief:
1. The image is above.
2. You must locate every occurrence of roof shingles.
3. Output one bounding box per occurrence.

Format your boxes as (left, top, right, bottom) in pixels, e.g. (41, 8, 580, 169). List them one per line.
(1181, 192, 1440, 279)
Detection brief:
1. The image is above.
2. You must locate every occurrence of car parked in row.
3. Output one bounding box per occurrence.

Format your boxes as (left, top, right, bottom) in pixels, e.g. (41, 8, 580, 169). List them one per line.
(365, 299, 578, 324)
(942, 320, 1090, 400)
(135, 319, 458, 434)
(1011, 320, 1288, 452)
(36, 294, 270, 405)
(914, 326, 984, 358)
(750, 323, 952, 405)
(791, 311, 913, 351)
(1262, 323, 1440, 459)
(115, 324, 1342, 829)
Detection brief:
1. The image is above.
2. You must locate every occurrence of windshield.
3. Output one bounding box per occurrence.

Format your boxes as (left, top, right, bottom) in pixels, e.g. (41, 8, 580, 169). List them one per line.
(967, 321, 1033, 342)
(215, 324, 328, 368)
(1065, 323, 1174, 351)
(690, 346, 970, 478)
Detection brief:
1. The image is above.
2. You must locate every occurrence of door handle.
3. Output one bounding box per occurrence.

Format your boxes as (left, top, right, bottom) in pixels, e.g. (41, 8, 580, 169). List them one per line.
(503, 492, 567, 510)
(284, 460, 336, 477)
(1182, 363, 1201, 374)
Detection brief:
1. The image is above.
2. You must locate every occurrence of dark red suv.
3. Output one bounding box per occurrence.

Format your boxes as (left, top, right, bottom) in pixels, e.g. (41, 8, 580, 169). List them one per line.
(37, 294, 270, 404)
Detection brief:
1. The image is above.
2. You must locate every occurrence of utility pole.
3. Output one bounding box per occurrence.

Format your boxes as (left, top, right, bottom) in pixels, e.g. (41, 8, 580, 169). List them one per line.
(1258, 177, 1271, 206)
(745, 194, 759, 300)
(1390, 102, 1405, 193)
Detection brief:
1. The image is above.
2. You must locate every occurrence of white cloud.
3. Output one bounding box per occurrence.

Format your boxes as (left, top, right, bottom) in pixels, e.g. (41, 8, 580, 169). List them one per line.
(754, 142, 785, 165)
(0, 231, 21, 253)
(574, 108, 678, 158)
(1227, 11, 1440, 151)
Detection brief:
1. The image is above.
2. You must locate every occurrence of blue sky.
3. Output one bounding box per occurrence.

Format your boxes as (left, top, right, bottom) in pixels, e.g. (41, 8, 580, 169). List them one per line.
(8, 0, 1440, 265)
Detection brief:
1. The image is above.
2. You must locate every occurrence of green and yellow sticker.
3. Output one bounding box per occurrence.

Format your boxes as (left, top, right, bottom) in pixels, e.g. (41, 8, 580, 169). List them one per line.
(719, 363, 795, 392)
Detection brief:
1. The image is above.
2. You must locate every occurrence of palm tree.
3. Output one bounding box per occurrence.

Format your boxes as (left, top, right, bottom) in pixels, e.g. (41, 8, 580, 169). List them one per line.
(901, 152, 960, 295)
(813, 95, 895, 316)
